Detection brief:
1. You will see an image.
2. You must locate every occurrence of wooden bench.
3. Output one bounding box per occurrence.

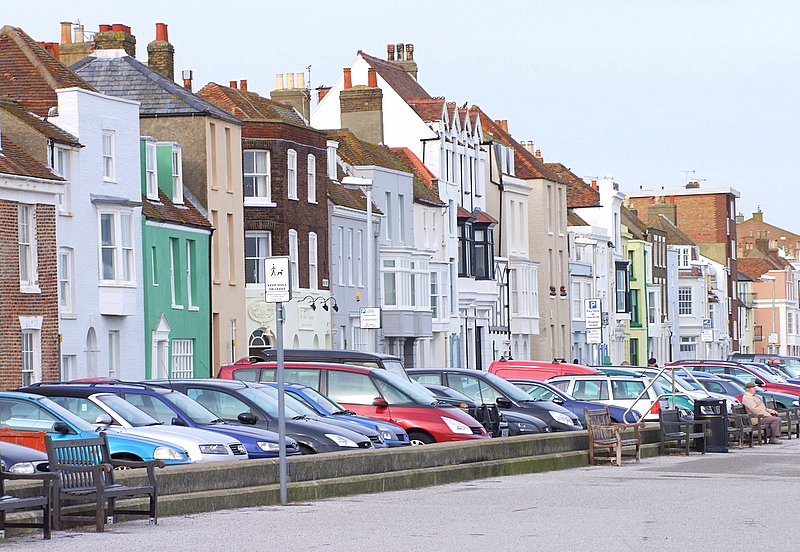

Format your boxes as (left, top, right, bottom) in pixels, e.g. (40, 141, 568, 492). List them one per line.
(731, 404, 770, 445)
(762, 396, 800, 440)
(727, 408, 755, 448)
(44, 432, 165, 532)
(659, 408, 708, 455)
(0, 472, 57, 539)
(584, 407, 645, 466)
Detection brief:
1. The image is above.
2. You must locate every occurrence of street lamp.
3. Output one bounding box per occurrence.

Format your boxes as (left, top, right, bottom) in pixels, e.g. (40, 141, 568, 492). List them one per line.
(342, 176, 375, 351)
(760, 274, 777, 354)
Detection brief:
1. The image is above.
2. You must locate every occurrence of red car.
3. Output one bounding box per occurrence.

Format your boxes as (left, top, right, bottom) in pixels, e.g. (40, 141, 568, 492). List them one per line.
(218, 359, 488, 445)
(667, 360, 800, 397)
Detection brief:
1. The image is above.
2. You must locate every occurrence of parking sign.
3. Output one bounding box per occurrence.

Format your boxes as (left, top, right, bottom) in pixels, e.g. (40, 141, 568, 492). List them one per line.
(585, 299, 602, 329)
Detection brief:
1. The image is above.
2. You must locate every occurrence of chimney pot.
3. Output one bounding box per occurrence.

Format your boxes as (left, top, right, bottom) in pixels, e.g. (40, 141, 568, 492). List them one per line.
(240, 80, 247, 91)
(367, 67, 378, 88)
(396, 44, 405, 60)
(75, 25, 85, 43)
(296, 73, 305, 89)
(155, 22, 168, 42)
(534, 149, 542, 158)
(275, 74, 284, 89)
(229, 80, 237, 89)
(99, 24, 111, 32)
(60, 22, 72, 44)
(387, 44, 395, 61)
(317, 86, 331, 102)
(182, 70, 193, 92)
(112, 24, 125, 32)
(406, 44, 414, 60)
(343, 68, 352, 89)
(287, 73, 295, 89)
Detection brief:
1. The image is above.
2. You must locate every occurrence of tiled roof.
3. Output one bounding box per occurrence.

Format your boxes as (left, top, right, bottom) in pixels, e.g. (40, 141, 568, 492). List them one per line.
(468, 105, 562, 182)
(545, 162, 601, 208)
(0, 26, 95, 116)
(474, 209, 497, 226)
(737, 257, 778, 281)
(0, 97, 80, 146)
(359, 51, 431, 101)
(197, 83, 306, 126)
(142, 188, 211, 229)
(406, 97, 445, 122)
(389, 147, 445, 207)
(646, 213, 696, 246)
(0, 133, 63, 181)
(72, 55, 241, 124)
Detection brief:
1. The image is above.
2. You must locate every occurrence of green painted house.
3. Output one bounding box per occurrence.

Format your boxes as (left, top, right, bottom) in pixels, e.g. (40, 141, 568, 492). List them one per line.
(141, 138, 213, 377)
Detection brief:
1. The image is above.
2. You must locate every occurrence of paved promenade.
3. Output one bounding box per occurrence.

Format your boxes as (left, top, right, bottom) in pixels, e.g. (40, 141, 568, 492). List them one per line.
(6, 438, 800, 551)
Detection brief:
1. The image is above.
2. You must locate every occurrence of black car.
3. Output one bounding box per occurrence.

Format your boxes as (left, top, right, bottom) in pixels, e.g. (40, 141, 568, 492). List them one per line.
(146, 379, 380, 453)
(0, 441, 49, 474)
(407, 368, 582, 432)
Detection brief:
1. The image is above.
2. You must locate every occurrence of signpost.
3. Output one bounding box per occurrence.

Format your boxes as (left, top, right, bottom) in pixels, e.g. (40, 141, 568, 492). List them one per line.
(585, 299, 602, 329)
(360, 307, 381, 329)
(264, 257, 291, 504)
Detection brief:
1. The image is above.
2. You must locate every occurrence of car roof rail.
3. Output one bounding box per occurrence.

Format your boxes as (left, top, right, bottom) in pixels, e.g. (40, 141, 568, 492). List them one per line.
(28, 380, 172, 391)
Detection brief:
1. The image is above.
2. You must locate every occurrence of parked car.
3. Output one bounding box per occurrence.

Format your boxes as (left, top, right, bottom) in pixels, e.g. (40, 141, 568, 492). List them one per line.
(423, 383, 546, 437)
(0, 441, 49, 474)
(729, 353, 800, 378)
(266, 383, 411, 447)
(546, 374, 687, 421)
(1, 390, 191, 465)
(740, 362, 800, 385)
(235, 349, 408, 380)
(24, 383, 300, 459)
(691, 374, 800, 408)
(406, 368, 582, 432)
(29, 388, 250, 462)
(488, 359, 598, 381)
(668, 360, 800, 397)
(505, 379, 642, 424)
(147, 379, 381, 453)
(218, 360, 489, 445)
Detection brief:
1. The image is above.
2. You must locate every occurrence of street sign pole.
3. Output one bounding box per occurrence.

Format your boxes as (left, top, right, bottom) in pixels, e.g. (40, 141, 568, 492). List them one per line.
(264, 257, 291, 505)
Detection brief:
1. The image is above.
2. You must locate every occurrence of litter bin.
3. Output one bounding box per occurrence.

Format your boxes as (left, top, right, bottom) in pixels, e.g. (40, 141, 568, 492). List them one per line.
(694, 397, 728, 453)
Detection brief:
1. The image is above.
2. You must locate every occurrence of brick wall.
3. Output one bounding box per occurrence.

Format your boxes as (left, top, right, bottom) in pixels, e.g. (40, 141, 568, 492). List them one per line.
(0, 201, 60, 389)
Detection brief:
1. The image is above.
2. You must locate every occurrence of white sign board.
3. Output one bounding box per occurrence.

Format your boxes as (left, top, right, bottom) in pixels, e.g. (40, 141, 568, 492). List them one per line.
(768, 332, 779, 344)
(585, 299, 602, 329)
(360, 307, 381, 329)
(587, 328, 602, 344)
(264, 257, 292, 303)
(701, 329, 714, 342)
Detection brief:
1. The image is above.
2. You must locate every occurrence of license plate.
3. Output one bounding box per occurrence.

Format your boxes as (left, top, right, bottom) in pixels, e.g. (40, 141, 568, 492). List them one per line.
(500, 429, 509, 437)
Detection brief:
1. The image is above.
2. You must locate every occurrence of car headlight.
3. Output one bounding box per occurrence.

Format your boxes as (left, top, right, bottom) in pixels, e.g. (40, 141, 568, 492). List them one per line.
(9, 462, 35, 474)
(549, 411, 575, 426)
(325, 434, 358, 447)
(377, 428, 396, 441)
(441, 416, 472, 435)
(198, 444, 229, 455)
(256, 441, 281, 452)
(794, 400, 800, 407)
(514, 422, 537, 433)
(153, 446, 187, 461)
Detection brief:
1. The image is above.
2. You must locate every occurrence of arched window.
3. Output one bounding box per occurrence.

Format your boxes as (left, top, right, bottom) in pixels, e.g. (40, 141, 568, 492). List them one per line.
(248, 328, 273, 357)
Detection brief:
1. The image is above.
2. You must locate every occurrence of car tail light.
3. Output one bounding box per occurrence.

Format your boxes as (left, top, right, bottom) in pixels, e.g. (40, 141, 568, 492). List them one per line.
(651, 400, 660, 414)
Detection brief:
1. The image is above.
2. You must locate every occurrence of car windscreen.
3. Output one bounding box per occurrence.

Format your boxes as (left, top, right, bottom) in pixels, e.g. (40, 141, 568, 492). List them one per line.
(238, 387, 310, 418)
(372, 370, 437, 404)
(294, 386, 344, 414)
(33, 396, 97, 432)
(481, 372, 540, 402)
(160, 391, 222, 424)
(93, 394, 161, 426)
(380, 359, 409, 380)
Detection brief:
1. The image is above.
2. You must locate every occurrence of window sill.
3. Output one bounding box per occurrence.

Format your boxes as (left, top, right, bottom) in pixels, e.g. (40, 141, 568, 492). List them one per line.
(188, 306, 200, 312)
(213, 279, 222, 285)
(172, 304, 185, 310)
(20, 284, 41, 294)
(288, 197, 299, 201)
(60, 313, 78, 320)
(244, 199, 277, 208)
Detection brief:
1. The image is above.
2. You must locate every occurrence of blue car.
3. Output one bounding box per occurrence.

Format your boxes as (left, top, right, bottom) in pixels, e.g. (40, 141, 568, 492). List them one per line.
(1, 391, 191, 465)
(25, 383, 300, 460)
(269, 383, 411, 447)
(505, 379, 642, 424)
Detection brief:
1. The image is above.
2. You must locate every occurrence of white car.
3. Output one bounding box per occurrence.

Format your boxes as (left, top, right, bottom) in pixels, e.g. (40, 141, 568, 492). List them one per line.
(47, 392, 249, 462)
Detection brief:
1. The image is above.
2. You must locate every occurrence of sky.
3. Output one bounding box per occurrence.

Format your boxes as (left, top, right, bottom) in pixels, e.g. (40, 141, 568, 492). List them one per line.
(5, 0, 799, 229)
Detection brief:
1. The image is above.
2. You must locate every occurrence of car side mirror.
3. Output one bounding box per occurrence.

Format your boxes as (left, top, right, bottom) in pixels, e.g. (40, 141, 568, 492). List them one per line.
(755, 379, 765, 386)
(238, 412, 258, 425)
(372, 397, 389, 409)
(496, 397, 513, 408)
(94, 414, 113, 425)
(551, 397, 565, 406)
(52, 421, 74, 434)
(171, 417, 189, 427)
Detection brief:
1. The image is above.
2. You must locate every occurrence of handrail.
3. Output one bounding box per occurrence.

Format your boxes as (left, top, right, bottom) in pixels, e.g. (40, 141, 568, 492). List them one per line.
(622, 364, 700, 421)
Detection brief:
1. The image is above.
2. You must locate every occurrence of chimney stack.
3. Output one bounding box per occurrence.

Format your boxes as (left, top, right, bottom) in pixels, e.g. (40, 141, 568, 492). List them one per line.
(521, 141, 536, 155)
(182, 70, 193, 91)
(367, 67, 378, 88)
(147, 23, 175, 81)
(229, 80, 238, 89)
(95, 23, 136, 56)
(60, 22, 72, 44)
(340, 68, 384, 144)
(316, 86, 331, 102)
(392, 42, 418, 79)
(240, 80, 248, 91)
(271, 70, 312, 121)
(38, 42, 60, 59)
(58, 22, 94, 65)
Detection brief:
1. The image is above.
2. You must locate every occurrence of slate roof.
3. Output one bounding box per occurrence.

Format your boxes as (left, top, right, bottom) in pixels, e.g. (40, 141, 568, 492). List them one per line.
(0, 26, 96, 116)
(0, 97, 80, 146)
(621, 205, 647, 239)
(142, 188, 211, 230)
(71, 54, 241, 124)
(358, 51, 431, 101)
(545, 162, 601, 208)
(645, 213, 696, 246)
(0, 132, 63, 181)
(567, 209, 589, 226)
(197, 83, 306, 126)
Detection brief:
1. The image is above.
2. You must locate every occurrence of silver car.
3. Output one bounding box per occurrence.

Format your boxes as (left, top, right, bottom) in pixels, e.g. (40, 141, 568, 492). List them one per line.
(47, 393, 249, 462)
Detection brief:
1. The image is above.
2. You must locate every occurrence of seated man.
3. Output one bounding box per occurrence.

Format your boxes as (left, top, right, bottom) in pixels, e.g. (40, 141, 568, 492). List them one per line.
(742, 381, 782, 444)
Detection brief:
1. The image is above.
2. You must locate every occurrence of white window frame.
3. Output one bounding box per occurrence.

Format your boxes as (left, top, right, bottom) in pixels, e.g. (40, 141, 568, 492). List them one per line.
(18, 204, 38, 292)
(21, 330, 37, 386)
(172, 146, 184, 204)
(172, 339, 194, 378)
(52, 144, 72, 213)
(170, 238, 183, 309)
(337, 227, 344, 287)
(307, 154, 316, 203)
(326, 140, 338, 180)
(357, 229, 364, 288)
(145, 140, 157, 200)
(677, 246, 691, 268)
(243, 150, 273, 206)
(102, 131, 116, 182)
(245, 231, 272, 286)
(287, 149, 298, 200)
(289, 229, 299, 290)
(347, 228, 354, 287)
(186, 240, 198, 310)
(678, 287, 693, 315)
(58, 247, 75, 315)
(309, 232, 318, 291)
(98, 210, 135, 284)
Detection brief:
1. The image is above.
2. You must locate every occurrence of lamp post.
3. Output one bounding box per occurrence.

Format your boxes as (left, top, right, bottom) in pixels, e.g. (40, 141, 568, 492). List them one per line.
(342, 176, 375, 351)
(760, 274, 777, 354)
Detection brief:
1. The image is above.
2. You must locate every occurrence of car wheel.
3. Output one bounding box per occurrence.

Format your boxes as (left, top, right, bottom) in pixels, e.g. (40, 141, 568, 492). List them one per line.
(408, 431, 435, 446)
(111, 453, 142, 470)
(298, 444, 316, 455)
